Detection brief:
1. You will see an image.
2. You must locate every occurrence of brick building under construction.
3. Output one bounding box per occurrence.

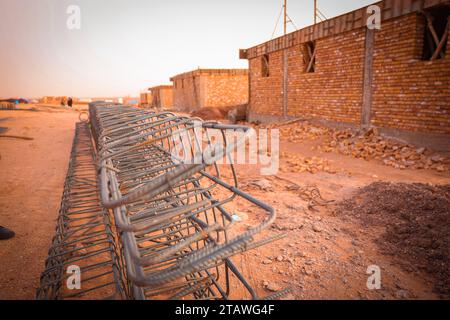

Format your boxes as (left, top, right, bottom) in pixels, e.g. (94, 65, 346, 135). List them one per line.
(150, 85, 173, 110)
(140, 91, 152, 108)
(140, 86, 173, 109)
(240, 0, 450, 150)
(170, 69, 249, 112)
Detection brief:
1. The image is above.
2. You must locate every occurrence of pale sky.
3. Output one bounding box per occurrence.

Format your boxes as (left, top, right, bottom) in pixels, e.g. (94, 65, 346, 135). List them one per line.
(0, 0, 376, 98)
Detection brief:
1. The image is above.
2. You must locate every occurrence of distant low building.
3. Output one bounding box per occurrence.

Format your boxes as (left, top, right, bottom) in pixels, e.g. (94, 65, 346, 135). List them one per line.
(149, 85, 173, 110)
(40, 96, 68, 105)
(78, 98, 93, 104)
(140, 91, 153, 108)
(123, 97, 139, 106)
(170, 69, 249, 112)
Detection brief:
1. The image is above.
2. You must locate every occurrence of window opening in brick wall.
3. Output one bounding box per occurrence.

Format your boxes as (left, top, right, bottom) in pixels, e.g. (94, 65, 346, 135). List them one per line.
(421, 6, 450, 61)
(303, 41, 317, 73)
(261, 54, 270, 77)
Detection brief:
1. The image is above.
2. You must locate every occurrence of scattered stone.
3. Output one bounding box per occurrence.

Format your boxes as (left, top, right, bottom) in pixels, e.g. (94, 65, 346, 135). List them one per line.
(320, 127, 449, 173)
(262, 259, 273, 265)
(281, 152, 337, 175)
(286, 203, 305, 211)
(248, 179, 273, 191)
(264, 282, 282, 292)
(302, 267, 313, 276)
(233, 211, 248, 221)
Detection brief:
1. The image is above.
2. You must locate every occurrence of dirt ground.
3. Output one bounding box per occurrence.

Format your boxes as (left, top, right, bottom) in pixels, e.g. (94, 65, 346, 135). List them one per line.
(0, 104, 449, 300)
(0, 104, 83, 299)
(228, 124, 449, 300)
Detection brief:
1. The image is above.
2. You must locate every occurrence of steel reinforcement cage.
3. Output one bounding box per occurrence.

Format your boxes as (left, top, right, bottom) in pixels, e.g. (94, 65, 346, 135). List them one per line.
(38, 102, 285, 300)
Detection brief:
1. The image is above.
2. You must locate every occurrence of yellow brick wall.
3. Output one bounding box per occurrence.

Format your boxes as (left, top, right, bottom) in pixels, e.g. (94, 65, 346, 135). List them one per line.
(205, 73, 248, 108)
(249, 50, 284, 116)
(248, 13, 450, 135)
(371, 14, 450, 134)
(172, 70, 248, 111)
(249, 29, 365, 123)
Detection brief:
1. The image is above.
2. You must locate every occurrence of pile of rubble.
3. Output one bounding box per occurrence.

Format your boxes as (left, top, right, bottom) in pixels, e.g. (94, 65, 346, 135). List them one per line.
(253, 120, 449, 173)
(276, 122, 330, 143)
(280, 152, 337, 174)
(318, 128, 449, 172)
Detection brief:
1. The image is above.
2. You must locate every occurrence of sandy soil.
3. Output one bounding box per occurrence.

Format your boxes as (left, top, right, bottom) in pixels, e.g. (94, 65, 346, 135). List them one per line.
(228, 135, 449, 300)
(0, 104, 449, 300)
(0, 104, 82, 299)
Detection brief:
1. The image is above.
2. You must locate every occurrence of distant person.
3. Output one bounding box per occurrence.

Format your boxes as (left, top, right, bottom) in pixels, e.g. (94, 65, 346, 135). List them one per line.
(0, 226, 15, 240)
(68, 97, 73, 108)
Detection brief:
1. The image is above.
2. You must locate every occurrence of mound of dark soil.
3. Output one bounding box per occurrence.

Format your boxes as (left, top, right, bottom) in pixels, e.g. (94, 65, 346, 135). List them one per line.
(335, 182, 450, 297)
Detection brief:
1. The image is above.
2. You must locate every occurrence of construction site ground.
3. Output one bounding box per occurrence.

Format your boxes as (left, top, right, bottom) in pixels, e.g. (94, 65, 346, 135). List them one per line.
(0, 104, 448, 300)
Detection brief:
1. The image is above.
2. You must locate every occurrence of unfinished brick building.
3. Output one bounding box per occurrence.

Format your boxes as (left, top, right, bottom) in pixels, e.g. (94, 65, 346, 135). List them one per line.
(40, 96, 69, 105)
(149, 85, 173, 110)
(240, 0, 450, 150)
(170, 69, 249, 111)
(140, 91, 152, 108)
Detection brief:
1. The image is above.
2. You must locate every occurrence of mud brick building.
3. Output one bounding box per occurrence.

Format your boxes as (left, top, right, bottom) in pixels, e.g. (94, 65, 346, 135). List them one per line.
(170, 69, 249, 111)
(40, 96, 69, 105)
(140, 91, 152, 108)
(240, 0, 450, 150)
(149, 85, 173, 110)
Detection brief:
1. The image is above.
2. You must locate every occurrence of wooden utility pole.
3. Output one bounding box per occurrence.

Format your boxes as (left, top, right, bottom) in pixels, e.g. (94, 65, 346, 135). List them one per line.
(284, 0, 287, 35)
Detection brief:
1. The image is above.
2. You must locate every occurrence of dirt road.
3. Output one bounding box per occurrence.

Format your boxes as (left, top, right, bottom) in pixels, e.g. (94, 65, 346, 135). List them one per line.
(0, 104, 80, 299)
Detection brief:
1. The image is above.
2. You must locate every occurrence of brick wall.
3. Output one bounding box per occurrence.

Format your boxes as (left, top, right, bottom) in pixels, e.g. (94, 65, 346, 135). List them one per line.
(159, 87, 174, 109)
(150, 86, 173, 109)
(288, 29, 366, 124)
(172, 73, 202, 111)
(247, 13, 450, 136)
(249, 50, 284, 117)
(249, 28, 366, 124)
(205, 73, 249, 108)
(140, 93, 152, 107)
(371, 14, 450, 134)
(171, 69, 248, 111)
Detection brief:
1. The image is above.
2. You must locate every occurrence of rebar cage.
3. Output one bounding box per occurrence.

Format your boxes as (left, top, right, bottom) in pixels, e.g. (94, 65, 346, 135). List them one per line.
(36, 122, 128, 300)
(37, 103, 283, 300)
